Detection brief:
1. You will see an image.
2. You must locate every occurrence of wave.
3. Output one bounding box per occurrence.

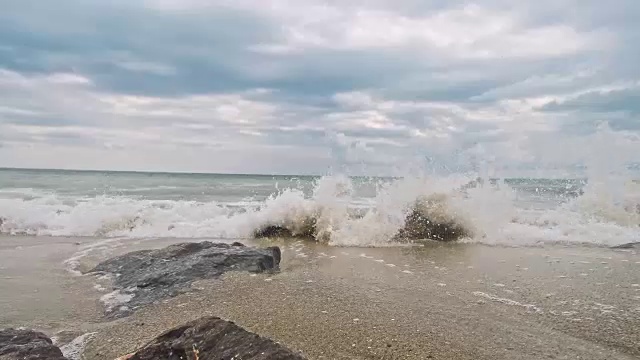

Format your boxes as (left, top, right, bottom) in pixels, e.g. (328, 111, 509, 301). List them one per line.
(0, 175, 638, 247)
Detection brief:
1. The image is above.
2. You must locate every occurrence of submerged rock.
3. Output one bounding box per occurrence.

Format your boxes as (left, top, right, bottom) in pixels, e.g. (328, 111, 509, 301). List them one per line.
(395, 209, 470, 242)
(254, 225, 299, 238)
(89, 241, 281, 318)
(254, 225, 317, 239)
(395, 194, 472, 242)
(0, 328, 68, 360)
(253, 218, 317, 240)
(124, 316, 305, 360)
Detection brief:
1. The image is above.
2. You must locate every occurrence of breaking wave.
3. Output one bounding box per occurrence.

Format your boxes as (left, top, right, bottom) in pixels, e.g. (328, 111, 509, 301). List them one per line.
(1, 173, 638, 247)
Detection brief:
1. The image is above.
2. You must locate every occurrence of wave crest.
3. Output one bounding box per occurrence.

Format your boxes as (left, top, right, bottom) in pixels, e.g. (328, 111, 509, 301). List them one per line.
(0, 174, 638, 247)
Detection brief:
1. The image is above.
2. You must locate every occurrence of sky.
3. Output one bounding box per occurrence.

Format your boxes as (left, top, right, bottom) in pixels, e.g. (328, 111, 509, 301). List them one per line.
(0, 0, 639, 176)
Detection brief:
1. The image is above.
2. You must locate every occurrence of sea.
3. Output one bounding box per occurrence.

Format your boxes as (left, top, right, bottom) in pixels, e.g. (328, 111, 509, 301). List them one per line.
(1, 166, 640, 359)
(0, 167, 638, 247)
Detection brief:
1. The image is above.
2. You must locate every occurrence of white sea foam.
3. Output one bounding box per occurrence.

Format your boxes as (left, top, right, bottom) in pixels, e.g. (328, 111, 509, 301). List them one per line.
(0, 171, 638, 247)
(100, 290, 134, 313)
(59, 332, 96, 360)
(473, 291, 543, 313)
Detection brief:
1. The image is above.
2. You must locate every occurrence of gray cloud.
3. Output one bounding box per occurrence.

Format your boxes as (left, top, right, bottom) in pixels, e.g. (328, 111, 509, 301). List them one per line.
(0, 0, 639, 175)
(542, 87, 640, 115)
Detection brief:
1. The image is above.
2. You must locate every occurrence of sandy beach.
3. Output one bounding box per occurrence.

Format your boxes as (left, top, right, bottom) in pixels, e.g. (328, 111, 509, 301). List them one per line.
(1, 235, 639, 359)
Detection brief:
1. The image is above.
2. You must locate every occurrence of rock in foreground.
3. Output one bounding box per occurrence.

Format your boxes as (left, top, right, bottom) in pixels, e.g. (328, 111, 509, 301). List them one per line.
(90, 241, 281, 318)
(0, 328, 68, 360)
(125, 316, 305, 360)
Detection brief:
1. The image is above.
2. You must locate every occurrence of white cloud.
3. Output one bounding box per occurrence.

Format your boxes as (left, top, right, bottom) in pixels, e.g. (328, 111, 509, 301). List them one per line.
(0, 68, 332, 173)
(0, 0, 638, 175)
(246, 2, 606, 61)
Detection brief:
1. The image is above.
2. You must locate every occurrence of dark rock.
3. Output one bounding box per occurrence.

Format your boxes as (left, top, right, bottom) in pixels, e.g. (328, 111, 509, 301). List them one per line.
(127, 316, 305, 360)
(0, 328, 68, 360)
(253, 218, 317, 240)
(89, 241, 281, 318)
(254, 225, 296, 238)
(395, 209, 469, 242)
(611, 242, 640, 249)
(394, 195, 471, 242)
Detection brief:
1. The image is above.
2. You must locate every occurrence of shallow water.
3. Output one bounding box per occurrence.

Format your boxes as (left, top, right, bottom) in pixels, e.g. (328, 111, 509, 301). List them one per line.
(0, 236, 103, 331)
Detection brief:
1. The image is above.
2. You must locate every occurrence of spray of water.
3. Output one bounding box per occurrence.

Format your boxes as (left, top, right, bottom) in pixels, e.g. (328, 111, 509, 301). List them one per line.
(0, 125, 637, 247)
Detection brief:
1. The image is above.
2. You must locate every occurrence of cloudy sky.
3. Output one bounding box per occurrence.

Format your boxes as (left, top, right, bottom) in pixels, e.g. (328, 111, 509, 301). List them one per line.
(0, 0, 638, 175)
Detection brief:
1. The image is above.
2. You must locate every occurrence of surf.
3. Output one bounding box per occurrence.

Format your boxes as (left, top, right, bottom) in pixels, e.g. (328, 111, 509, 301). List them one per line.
(1, 171, 637, 247)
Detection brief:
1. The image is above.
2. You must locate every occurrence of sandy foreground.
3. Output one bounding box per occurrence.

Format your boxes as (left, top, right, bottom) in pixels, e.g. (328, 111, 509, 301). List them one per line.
(1, 235, 639, 359)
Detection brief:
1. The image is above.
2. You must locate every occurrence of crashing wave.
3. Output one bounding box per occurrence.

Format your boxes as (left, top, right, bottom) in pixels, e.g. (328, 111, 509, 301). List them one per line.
(251, 195, 473, 243)
(0, 216, 45, 236)
(252, 190, 475, 244)
(1, 174, 639, 248)
(95, 216, 149, 237)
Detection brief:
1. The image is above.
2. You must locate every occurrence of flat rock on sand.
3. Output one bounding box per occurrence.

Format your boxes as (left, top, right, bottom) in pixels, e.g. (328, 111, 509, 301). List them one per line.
(120, 316, 305, 360)
(88, 241, 281, 318)
(0, 328, 68, 360)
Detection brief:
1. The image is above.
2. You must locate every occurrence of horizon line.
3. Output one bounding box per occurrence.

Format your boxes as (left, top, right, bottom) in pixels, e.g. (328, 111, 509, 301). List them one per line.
(0, 166, 327, 178)
(0, 166, 599, 180)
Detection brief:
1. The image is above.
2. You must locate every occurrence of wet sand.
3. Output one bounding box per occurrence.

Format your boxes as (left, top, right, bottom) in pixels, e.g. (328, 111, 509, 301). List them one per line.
(0, 236, 103, 333)
(1, 235, 639, 359)
(0, 236, 206, 340)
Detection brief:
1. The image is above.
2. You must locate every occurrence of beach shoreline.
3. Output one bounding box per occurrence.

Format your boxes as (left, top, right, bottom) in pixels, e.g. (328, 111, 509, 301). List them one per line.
(1, 235, 639, 359)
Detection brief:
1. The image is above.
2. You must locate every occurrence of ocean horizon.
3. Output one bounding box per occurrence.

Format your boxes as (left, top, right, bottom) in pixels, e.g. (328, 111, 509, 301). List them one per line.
(1, 166, 624, 180)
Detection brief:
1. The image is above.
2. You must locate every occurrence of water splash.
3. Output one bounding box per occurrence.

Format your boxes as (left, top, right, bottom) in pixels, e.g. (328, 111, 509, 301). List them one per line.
(0, 126, 638, 247)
